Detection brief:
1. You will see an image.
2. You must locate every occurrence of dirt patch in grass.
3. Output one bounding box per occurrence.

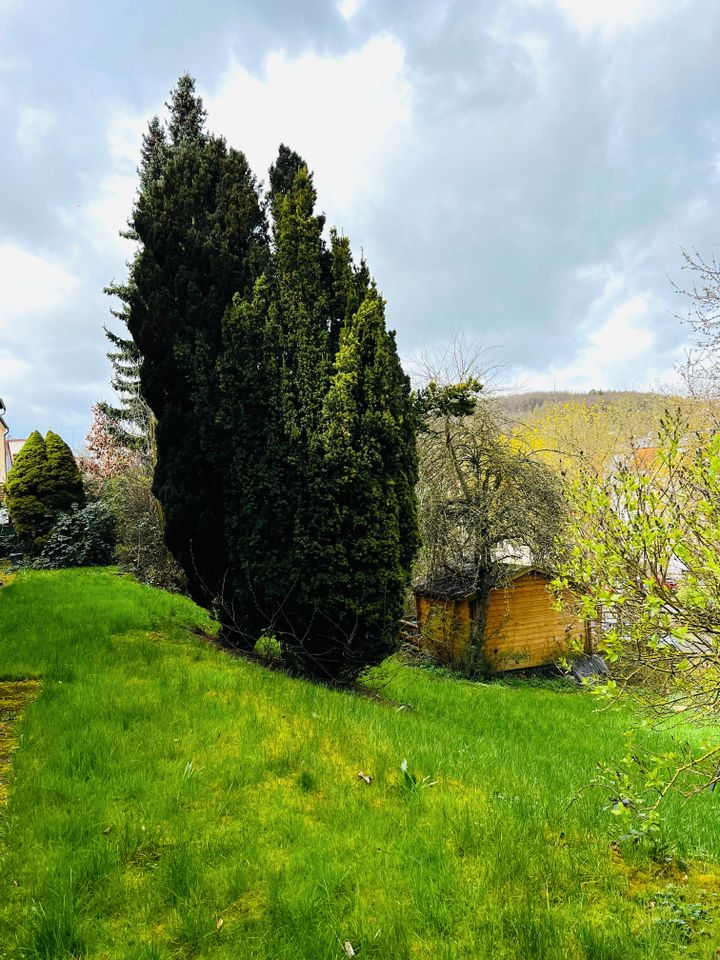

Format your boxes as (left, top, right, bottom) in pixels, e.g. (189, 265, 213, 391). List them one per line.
(0, 678, 41, 805)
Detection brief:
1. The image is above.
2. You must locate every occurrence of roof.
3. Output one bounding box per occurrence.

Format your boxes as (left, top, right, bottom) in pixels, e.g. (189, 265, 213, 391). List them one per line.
(413, 565, 554, 600)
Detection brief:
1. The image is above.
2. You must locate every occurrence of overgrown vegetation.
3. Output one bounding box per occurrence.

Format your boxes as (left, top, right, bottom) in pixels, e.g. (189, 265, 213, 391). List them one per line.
(32, 501, 116, 570)
(1, 569, 720, 958)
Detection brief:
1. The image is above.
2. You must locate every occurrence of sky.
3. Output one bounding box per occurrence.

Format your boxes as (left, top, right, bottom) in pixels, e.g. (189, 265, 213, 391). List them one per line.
(2, 0, 719, 444)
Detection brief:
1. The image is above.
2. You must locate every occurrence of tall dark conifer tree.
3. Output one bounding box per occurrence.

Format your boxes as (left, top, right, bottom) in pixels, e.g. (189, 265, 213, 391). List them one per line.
(290, 288, 418, 679)
(113, 76, 267, 632)
(115, 82, 420, 678)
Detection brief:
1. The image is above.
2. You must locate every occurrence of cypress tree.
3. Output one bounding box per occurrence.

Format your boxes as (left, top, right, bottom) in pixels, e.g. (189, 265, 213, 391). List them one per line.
(221, 153, 418, 677)
(4, 431, 51, 541)
(114, 86, 421, 677)
(44, 431, 84, 513)
(220, 276, 288, 640)
(289, 289, 419, 679)
(262, 165, 333, 655)
(116, 76, 267, 632)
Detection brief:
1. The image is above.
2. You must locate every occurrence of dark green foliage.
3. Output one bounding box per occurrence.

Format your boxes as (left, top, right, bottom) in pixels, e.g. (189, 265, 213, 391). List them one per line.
(139, 115, 167, 188)
(44, 431, 84, 514)
(287, 289, 419, 680)
(268, 143, 306, 214)
(5, 431, 84, 548)
(224, 162, 416, 679)
(117, 76, 419, 679)
(116, 76, 268, 626)
(166, 73, 207, 146)
(0, 522, 23, 561)
(34, 501, 116, 569)
(4, 431, 52, 541)
(220, 278, 281, 639)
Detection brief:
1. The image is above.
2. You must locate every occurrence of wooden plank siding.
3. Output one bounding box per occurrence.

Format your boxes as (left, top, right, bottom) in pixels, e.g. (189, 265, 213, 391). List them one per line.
(415, 595, 472, 662)
(483, 572, 586, 671)
(415, 571, 588, 672)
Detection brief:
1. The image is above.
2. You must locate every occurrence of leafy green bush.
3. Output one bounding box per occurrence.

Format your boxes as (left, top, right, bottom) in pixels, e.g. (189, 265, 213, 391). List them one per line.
(33, 502, 116, 569)
(105, 466, 186, 592)
(0, 523, 23, 561)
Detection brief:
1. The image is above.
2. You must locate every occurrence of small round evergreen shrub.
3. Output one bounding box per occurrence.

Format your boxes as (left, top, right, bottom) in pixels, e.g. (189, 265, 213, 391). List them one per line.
(33, 501, 116, 569)
(4, 431, 53, 541)
(5, 430, 85, 550)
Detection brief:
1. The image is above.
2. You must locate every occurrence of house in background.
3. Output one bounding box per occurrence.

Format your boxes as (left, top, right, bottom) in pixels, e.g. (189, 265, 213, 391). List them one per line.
(0, 398, 26, 486)
(413, 567, 592, 672)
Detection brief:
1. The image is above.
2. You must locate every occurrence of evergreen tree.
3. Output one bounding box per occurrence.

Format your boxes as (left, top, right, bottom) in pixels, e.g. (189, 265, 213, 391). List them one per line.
(268, 144, 306, 214)
(139, 116, 167, 188)
(44, 431, 84, 514)
(221, 153, 418, 677)
(289, 289, 419, 679)
(97, 329, 153, 456)
(4, 431, 51, 541)
(221, 277, 284, 640)
(166, 74, 207, 146)
(115, 76, 268, 632)
(114, 81, 421, 678)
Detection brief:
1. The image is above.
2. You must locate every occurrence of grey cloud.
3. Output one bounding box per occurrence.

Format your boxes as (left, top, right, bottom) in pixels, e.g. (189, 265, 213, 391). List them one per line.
(2, 0, 720, 438)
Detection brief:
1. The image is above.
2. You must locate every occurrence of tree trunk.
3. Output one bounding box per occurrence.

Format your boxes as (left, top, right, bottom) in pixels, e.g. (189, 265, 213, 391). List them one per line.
(216, 605, 256, 652)
(465, 571, 492, 677)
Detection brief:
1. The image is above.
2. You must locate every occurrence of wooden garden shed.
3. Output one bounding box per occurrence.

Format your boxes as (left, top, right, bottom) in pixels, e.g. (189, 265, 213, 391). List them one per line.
(413, 567, 591, 672)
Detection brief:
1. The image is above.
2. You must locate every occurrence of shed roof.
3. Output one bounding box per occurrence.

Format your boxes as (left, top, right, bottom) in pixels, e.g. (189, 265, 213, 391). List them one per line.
(413, 565, 553, 600)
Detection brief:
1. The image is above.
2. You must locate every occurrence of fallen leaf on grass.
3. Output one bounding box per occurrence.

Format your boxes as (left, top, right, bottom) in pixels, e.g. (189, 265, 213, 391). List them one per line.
(216, 918, 224, 932)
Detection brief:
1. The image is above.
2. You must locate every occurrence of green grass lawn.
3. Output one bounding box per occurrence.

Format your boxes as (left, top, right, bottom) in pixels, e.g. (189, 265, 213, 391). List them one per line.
(1, 568, 720, 959)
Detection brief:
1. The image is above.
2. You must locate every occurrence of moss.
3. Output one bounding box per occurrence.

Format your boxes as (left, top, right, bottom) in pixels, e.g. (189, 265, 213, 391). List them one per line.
(0, 678, 41, 805)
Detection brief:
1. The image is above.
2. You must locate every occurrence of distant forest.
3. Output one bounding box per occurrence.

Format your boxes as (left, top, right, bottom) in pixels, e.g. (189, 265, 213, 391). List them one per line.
(498, 389, 665, 418)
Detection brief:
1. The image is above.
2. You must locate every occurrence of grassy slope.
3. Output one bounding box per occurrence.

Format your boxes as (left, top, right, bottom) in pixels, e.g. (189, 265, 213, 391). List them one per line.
(0, 570, 719, 959)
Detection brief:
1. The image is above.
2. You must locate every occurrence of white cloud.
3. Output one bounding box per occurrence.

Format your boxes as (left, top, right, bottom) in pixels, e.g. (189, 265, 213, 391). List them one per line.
(0, 242, 80, 334)
(510, 271, 686, 391)
(81, 171, 137, 260)
(0, 348, 30, 389)
(59, 109, 145, 262)
(338, 0, 363, 21)
(521, 0, 688, 36)
(204, 34, 414, 220)
(16, 106, 56, 151)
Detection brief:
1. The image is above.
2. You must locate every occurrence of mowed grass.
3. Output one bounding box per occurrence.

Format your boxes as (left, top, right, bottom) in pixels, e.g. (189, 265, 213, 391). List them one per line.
(1, 570, 720, 959)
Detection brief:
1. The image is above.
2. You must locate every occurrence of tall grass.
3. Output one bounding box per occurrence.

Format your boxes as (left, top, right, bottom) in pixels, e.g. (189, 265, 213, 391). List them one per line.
(0, 569, 718, 958)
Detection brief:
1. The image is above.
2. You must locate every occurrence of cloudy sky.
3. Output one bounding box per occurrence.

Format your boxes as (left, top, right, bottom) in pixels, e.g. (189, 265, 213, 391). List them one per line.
(2, 0, 719, 443)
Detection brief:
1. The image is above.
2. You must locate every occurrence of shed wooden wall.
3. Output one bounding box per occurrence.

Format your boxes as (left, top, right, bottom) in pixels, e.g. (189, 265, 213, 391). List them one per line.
(415, 595, 472, 663)
(483, 572, 586, 670)
(415, 572, 587, 671)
